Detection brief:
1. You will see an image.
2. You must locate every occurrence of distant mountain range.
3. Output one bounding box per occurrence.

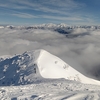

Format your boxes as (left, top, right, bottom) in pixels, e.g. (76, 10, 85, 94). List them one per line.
(0, 23, 100, 30)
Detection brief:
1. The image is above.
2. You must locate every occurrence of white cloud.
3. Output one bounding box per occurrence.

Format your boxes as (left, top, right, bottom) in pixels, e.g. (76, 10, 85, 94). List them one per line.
(0, 0, 84, 16)
(40, 15, 82, 21)
(0, 0, 97, 25)
(1, 27, 100, 79)
(8, 0, 82, 11)
(12, 13, 37, 18)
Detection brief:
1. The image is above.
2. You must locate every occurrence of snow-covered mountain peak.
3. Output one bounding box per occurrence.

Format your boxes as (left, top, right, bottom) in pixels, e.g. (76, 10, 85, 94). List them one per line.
(0, 49, 100, 86)
(0, 23, 97, 29)
(0, 26, 4, 28)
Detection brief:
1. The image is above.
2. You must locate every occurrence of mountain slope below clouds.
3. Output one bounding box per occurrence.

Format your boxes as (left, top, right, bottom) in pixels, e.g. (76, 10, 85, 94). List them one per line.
(0, 49, 100, 86)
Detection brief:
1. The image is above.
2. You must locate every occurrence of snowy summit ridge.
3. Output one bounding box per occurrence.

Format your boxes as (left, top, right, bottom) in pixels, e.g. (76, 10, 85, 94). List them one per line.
(0, 49, 100, 86)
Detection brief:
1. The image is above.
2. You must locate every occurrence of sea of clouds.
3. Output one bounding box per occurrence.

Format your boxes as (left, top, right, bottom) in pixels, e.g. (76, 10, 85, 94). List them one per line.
(0, 27, 100, 79)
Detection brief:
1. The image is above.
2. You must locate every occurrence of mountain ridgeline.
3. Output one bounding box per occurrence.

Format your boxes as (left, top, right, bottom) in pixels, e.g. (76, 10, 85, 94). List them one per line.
(0, 49, 100, 86)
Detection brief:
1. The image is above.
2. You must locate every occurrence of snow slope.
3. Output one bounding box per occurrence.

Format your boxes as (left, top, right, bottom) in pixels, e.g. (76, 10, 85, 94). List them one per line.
(0, 49, 100, 86)
(1, 79, 100, 100)
(37, 50, 100, 85)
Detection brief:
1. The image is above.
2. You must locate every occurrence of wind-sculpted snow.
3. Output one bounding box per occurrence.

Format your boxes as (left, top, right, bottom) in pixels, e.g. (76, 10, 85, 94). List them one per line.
(0, 49, 100, 86)
(0, 50, 42, 86)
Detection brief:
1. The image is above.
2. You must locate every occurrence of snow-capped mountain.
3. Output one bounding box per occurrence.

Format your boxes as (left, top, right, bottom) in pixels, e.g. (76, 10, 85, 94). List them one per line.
(4, 23, 100, 30)
(0, 26, 4, 28)
(2, 23, 100, 37)
(0, 49, 100, 86)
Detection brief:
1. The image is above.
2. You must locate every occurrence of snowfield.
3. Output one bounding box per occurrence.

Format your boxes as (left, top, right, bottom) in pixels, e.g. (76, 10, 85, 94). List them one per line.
(1, 79, 100, 100)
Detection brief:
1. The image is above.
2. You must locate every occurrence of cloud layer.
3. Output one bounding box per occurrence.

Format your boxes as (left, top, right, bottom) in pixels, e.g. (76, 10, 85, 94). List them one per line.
(1, 26, 100, 80)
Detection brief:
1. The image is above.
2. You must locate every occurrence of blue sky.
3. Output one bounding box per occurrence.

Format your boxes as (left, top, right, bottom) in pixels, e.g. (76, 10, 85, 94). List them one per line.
(0, 0, 100, 25)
